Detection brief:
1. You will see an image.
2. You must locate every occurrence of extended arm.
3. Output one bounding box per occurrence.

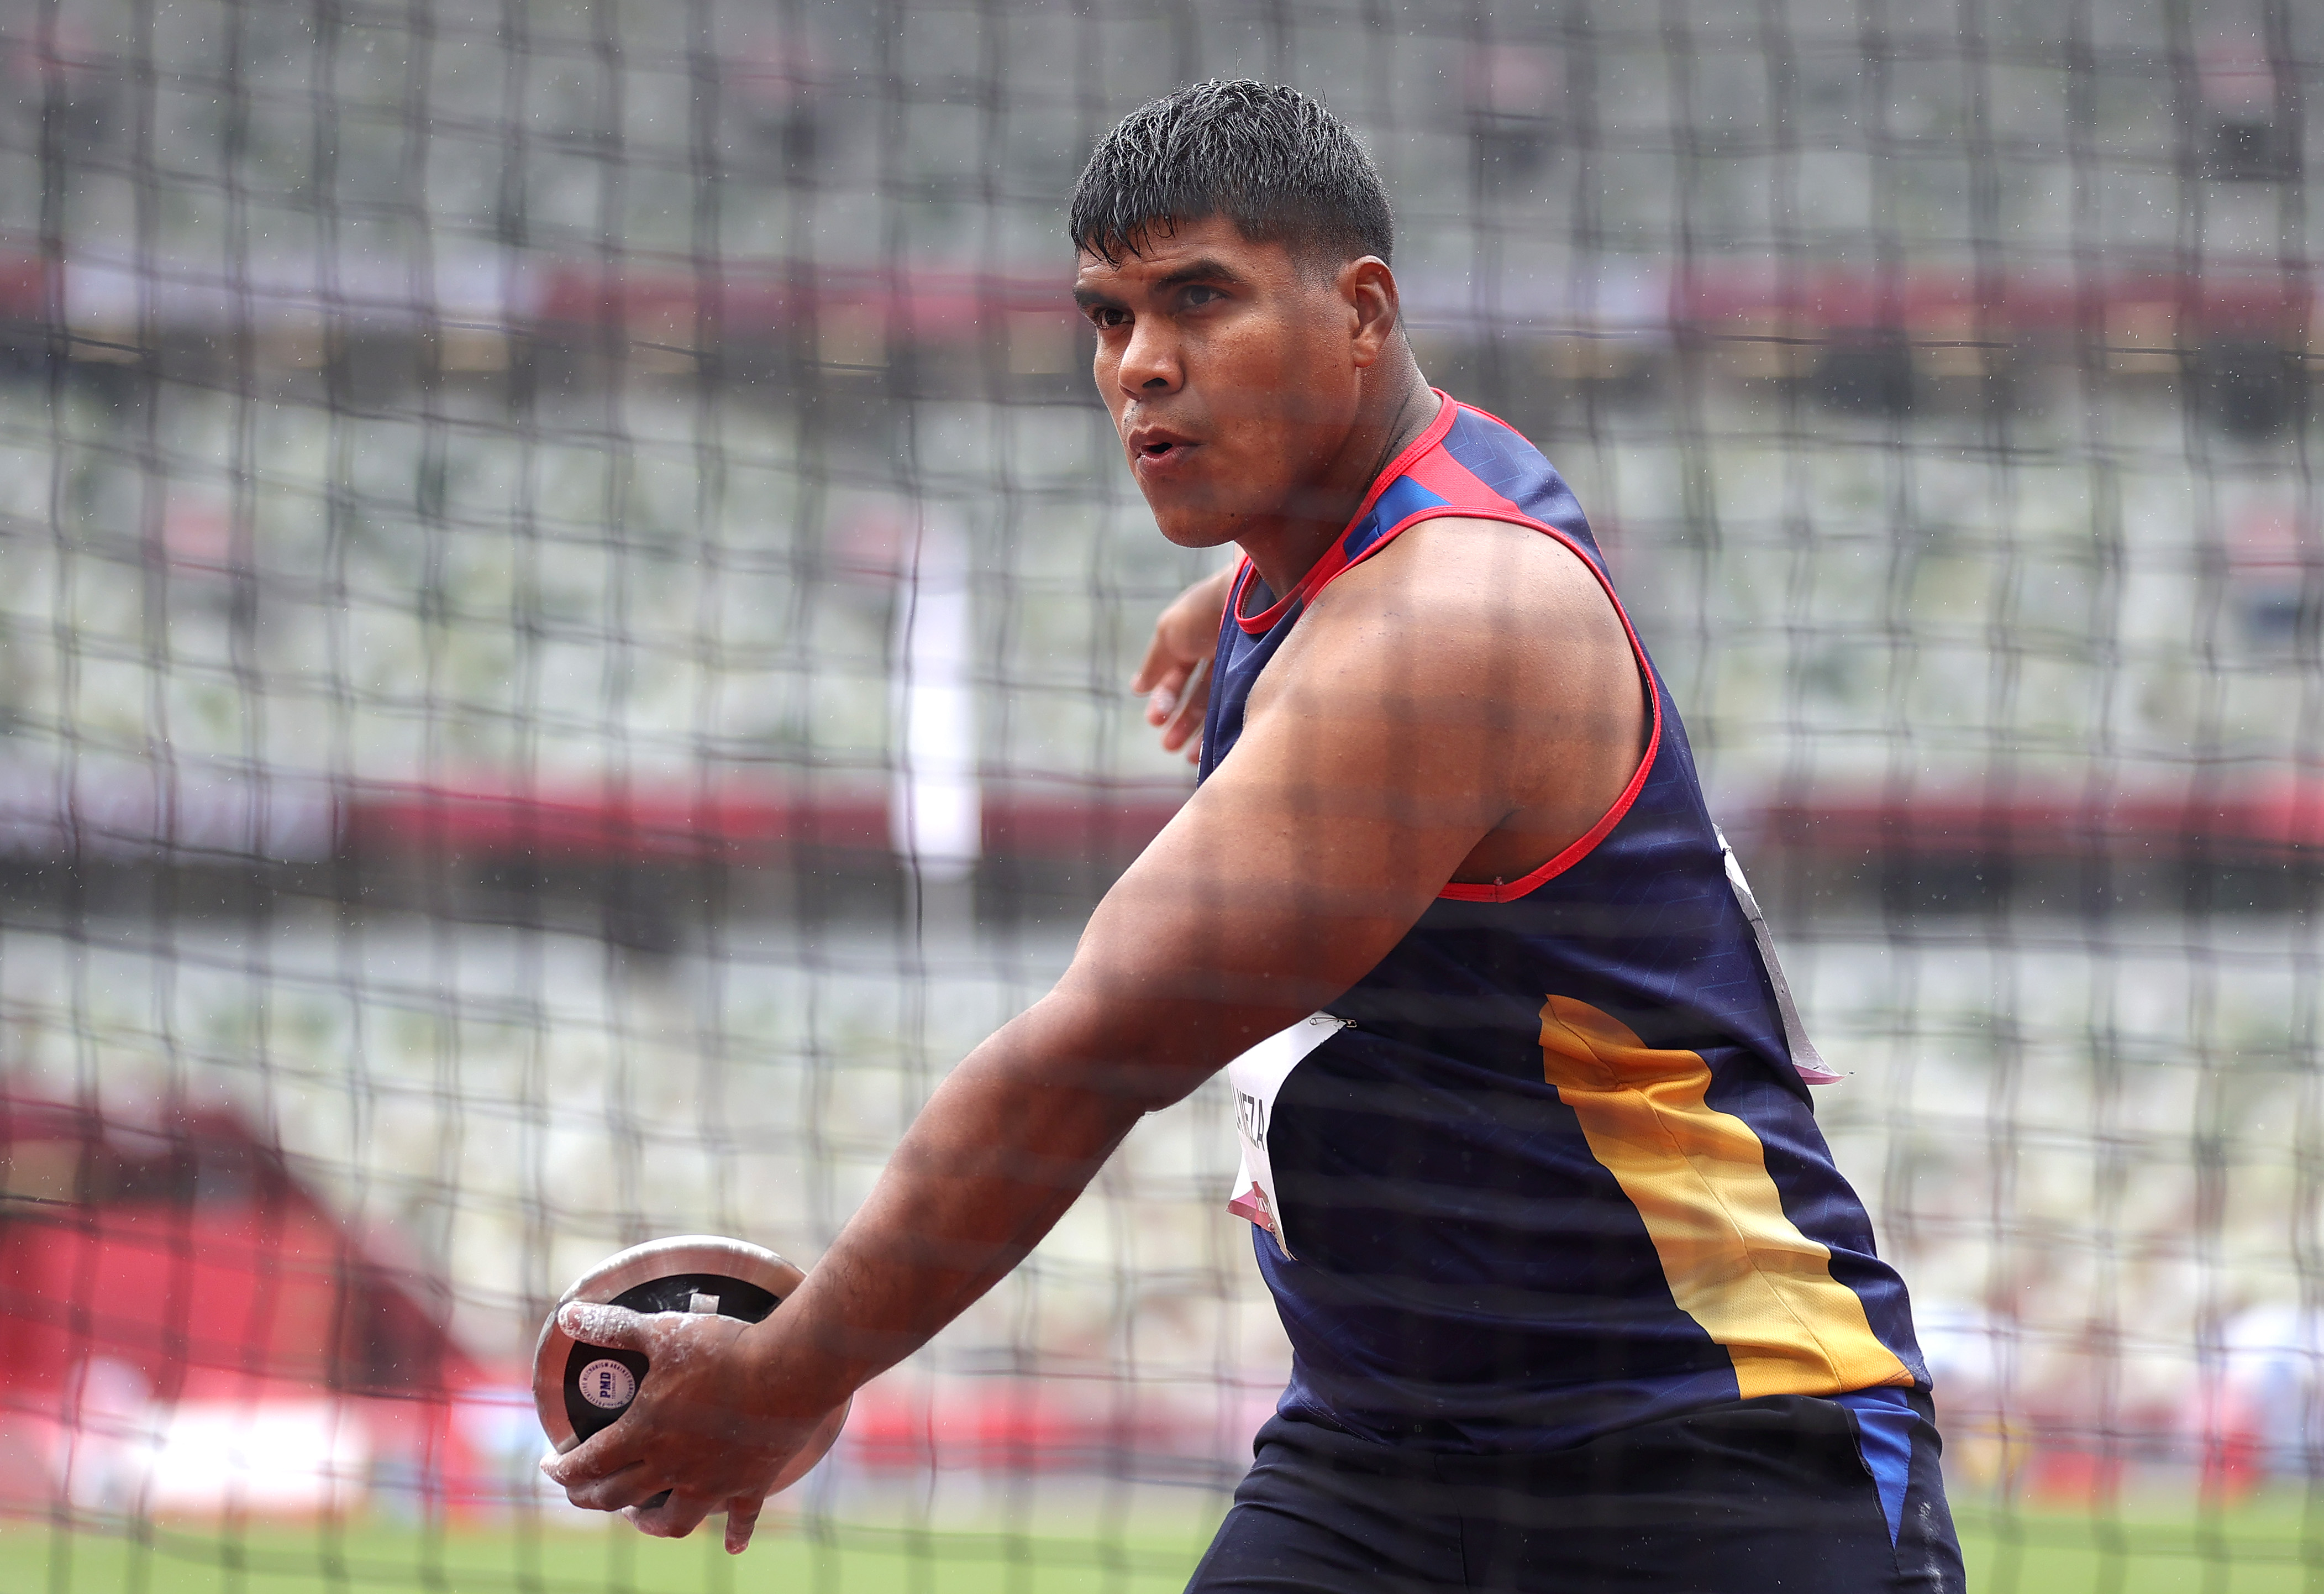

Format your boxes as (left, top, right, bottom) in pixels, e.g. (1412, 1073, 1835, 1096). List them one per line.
(540, 518, 1642, 1551)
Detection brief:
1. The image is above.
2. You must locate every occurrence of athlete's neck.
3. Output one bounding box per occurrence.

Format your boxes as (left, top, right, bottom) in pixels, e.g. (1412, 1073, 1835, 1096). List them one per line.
(1236, 364, 1441, 602)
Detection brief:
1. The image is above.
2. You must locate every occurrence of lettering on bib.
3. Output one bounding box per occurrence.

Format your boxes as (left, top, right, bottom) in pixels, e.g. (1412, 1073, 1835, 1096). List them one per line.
(1225, 1013, 1349, 1260)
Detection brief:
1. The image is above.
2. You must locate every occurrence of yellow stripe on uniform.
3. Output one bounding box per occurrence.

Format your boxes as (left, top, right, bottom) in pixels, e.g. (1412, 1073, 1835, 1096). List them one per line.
(1538, 995, 1912, 1398)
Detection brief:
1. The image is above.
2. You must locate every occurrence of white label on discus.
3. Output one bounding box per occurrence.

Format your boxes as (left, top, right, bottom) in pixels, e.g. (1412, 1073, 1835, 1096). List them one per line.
(1226, 1013, 1349, 1261)
(577, 1357, 637, 1410)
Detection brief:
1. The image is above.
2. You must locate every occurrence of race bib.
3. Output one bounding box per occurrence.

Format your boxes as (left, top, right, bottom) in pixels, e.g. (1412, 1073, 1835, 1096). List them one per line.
(1717, 827, 1842, 1085)
(1226, 1013, 1349, 1260)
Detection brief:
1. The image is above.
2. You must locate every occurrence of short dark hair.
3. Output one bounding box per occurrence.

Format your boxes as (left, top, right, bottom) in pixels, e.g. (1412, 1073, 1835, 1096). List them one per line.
(1069, 80, 1393, 269)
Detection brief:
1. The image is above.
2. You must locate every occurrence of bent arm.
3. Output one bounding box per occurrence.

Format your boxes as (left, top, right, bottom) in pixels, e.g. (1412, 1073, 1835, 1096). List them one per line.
(721, 700, 1508, 1418)
(746, 532, 1594, 1402)
(542, 518, 1639, 1543)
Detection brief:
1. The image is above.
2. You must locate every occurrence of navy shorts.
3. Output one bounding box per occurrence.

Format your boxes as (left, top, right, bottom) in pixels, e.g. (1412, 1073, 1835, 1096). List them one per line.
(1186, 1392, 1964, 1593)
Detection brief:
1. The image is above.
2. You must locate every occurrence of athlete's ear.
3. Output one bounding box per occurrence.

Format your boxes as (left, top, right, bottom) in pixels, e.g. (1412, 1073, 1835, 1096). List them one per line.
(1343, 256, 1400, 369)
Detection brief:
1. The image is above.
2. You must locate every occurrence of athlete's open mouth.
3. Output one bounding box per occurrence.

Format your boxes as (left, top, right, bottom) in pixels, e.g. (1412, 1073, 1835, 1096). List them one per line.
(1124, 425, 1199, 462)
(1127, 426, 1197, 466)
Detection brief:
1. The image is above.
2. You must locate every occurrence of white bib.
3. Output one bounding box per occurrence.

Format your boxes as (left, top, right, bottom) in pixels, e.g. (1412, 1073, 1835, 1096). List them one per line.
(1226, 1013, 1350, 1259)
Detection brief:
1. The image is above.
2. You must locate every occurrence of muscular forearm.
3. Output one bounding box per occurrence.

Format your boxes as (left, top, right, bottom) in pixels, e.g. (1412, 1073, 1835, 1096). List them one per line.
(742, 991, 1179, 1412)
(538, 630, 1490, 1535)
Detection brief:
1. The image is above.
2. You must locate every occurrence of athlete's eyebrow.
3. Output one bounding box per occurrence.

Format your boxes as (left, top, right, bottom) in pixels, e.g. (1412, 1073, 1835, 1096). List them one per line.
(1153, 258, 1246, 293)
(1073, 258, 1248, 310)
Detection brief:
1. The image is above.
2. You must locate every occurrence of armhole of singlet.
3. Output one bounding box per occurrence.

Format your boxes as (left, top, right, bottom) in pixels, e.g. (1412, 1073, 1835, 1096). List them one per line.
(1299, 504, 1665, 906)
(1430, 512, 1662, 903)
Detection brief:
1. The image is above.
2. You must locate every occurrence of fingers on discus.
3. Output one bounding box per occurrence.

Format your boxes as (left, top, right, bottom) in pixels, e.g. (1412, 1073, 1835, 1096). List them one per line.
(542, 1422, 653, 1495)
(539, 1437, 606, 1489)
(557, 1459, 659, 1512)
(558, 1299, 651, 1348)
(627, 1490, 716, 1540)
(725, 1494, 765, 1554)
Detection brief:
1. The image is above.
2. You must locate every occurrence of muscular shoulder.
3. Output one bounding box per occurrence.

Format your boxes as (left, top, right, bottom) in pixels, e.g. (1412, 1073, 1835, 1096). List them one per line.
(1251, 515, 1645, 856)
(1281, 516, 1631, 700)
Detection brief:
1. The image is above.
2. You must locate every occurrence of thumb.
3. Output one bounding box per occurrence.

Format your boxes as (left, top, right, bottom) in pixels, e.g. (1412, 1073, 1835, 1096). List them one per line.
(559, 1299, 653, 1349)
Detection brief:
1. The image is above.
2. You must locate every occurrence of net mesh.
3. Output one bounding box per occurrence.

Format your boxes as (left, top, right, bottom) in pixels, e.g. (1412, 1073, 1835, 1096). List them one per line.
(0, 0, 2318, 1587)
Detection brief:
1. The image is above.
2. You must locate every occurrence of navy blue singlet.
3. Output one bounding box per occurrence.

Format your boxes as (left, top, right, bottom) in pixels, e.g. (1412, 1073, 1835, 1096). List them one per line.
(1198, 392, 1928, 1455)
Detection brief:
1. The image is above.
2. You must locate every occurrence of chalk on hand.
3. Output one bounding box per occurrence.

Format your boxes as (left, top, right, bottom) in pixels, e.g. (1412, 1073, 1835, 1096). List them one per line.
(529, 1234, 851, 1509)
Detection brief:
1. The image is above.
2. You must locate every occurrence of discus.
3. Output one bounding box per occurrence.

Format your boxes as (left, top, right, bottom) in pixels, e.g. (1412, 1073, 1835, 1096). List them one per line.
(532, 1234, 849, 1507)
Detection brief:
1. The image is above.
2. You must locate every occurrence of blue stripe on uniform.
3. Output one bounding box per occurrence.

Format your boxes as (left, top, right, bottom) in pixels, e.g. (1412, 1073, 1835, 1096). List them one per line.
(1834, 1386, 1916, 1545)
(1342, 475, 1447, 560)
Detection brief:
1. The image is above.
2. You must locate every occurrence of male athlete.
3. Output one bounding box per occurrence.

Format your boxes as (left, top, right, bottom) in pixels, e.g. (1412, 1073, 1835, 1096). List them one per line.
(543, 80, 1965, 1591)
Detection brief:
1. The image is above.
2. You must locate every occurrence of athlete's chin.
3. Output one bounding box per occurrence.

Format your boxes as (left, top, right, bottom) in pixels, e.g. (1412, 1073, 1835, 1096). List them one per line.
(1143, 504, 1248, 552)
(1137, 482, 1249, 551)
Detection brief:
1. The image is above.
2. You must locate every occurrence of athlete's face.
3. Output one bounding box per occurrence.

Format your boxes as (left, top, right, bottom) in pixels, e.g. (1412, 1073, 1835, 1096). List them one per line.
(1075, 216, 1390, 550)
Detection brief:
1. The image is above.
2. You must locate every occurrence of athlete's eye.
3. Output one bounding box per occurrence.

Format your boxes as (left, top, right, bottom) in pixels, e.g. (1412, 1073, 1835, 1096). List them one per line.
(1087, 306, 1129, 330)
(1181, 285, 1224, 309)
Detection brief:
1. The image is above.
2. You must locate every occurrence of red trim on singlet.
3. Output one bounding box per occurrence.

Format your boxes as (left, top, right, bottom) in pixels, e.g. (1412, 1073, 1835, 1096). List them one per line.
(1417, 504, 1664, 903)
(1225, 397, 1665, 904)
(1233, 393, 1462, 635)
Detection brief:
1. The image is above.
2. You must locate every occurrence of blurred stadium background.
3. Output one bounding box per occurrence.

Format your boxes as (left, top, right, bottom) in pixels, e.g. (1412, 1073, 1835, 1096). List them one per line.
(0, 0, 2321, 1586)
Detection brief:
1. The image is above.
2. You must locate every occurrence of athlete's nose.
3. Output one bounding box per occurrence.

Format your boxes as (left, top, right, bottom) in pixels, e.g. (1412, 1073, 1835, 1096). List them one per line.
(1116, 316, 1181, 396)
